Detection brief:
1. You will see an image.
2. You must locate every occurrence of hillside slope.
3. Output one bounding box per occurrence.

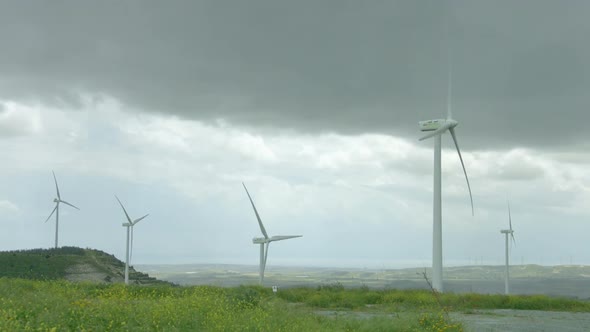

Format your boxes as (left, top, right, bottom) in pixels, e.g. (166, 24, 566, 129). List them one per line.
(0, 247, 171, 285)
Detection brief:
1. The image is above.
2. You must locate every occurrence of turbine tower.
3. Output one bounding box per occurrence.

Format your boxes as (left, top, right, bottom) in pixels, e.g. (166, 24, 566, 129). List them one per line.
(418, 69, 474, 292)
(116, 196, 149, 285)
(500, 201, 516, 295)
(44, 171, 79, 248)
(242, 183, 302, 286)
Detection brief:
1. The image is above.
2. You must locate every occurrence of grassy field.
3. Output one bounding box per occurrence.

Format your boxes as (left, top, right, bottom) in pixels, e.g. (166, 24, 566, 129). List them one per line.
(0, 278, 464, 331)
(3, 249, 590, 330)
(3, 277, 590, 331)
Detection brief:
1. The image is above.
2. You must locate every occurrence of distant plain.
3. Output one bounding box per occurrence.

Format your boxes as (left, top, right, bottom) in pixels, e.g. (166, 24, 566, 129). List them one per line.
(138, 263, 590, 299)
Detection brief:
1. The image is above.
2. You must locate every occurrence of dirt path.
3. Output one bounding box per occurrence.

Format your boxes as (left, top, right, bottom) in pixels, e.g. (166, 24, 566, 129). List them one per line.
(452, 309, 590, 332)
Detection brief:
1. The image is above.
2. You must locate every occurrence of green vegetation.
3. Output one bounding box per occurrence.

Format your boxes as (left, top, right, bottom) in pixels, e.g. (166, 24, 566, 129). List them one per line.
(0, 247, 89, 279)
(3, 248, 589, 330)
(278, 282, 590, 312)
(0, 279, 462, 331)
(2, 277, 590, 331)
(0, 247, 170, 285)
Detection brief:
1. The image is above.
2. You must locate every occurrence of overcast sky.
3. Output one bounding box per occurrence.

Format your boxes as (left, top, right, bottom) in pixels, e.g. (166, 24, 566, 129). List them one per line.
(0, 0, 588, 269)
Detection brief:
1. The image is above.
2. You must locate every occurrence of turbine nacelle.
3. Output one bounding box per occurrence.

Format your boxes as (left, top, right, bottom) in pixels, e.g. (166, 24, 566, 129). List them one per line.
(53, 198, 59, 203)
(252, 235, 302, 244)
(419, 119, 458, 132)
(253, 237, 268, 244)
(500, 229, 514, 234)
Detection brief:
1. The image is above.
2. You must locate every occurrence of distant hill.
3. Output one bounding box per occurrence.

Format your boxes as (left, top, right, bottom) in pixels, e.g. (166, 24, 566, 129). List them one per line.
(0, 247, 171, 285)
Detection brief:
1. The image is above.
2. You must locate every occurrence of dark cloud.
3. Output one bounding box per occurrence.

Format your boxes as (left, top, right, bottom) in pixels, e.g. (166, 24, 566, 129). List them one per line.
(0, 0, 589, 149)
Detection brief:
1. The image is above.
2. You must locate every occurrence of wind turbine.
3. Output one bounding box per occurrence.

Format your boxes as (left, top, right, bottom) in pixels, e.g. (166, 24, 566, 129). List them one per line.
(115, 196, 149, 285)
(242, 183, 302, 286)
(500, 201, 516, 295)
(418, 63, 474, 292)
(44, 171, 79, 249)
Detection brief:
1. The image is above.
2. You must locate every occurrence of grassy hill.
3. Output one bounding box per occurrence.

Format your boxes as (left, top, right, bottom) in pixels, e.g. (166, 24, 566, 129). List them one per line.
(0, 247, 170, 285)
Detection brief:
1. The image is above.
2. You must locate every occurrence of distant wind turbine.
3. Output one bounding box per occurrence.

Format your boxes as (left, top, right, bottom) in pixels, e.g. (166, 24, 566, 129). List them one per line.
(418, 52, 474, 292)
(500, 201, 516, 295)
(242, 183, 302, 286)
(116, 195, 149, 285)
(44, 171, 79, 249)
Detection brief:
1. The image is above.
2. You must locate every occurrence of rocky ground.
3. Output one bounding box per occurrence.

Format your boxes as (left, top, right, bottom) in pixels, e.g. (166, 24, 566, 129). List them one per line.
(65, 263, 124, 283)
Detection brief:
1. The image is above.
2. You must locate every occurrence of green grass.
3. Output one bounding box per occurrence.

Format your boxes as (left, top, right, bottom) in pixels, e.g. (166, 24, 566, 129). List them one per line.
(277, 283, 590, 312)
(0, 278, 463, 331)
(3, 278, 589, 331)
(3, 248, 588, 331)
(441, 292, 590, 312)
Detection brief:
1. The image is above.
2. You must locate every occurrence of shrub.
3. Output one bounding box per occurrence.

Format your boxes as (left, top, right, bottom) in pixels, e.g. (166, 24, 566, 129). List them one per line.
(317, 281, 345, 292)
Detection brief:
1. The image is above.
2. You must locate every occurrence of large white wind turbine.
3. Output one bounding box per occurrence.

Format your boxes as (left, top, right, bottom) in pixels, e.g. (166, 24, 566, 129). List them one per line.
(500, 201, 516, 295)
(242, 183, 302, 286)
(116, 196, 149, 285)
(418, 64, 474, 292)
(44, 171, 79, 249)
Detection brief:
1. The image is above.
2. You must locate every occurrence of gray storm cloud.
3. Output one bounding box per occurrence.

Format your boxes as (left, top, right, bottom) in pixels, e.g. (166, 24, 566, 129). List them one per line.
(0, 0, 589, 149)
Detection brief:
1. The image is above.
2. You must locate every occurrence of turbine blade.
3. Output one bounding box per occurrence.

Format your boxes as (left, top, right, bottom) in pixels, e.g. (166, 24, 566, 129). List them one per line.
(449, 127, 474, 216)
(446, 60, 453, 120)
(418, 122, 452, 141)
(270, 235, 303, 242)
(52, 171, 61, 200)
(133, 214, 149, 225)
(263, 242, 270, 274)
(508, 201, 513, 231)
(509, 233, 516, 256)
(115, 196, 133, 224)
(242, 183, 269, 239)
(60, 200, 80, 210)
(45, 205, 58, 223)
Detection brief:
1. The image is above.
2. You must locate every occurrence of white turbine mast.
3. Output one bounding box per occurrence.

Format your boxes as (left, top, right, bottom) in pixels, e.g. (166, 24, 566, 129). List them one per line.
(500, 201, 516, 295)
(417, 19, 474, 291)
(44, 171, 79, 249)
(116, 195, 149, 285)
(242, 183, 302, 286)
